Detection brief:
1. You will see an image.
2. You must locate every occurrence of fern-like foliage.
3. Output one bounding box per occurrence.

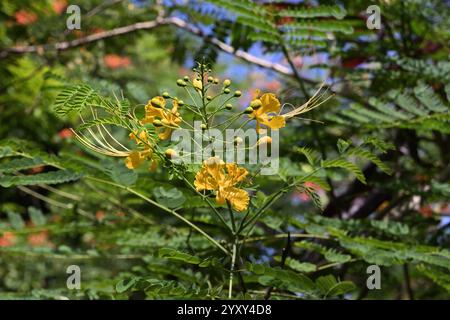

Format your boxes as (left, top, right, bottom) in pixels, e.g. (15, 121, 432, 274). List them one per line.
(326, 83, 450, 133)
(205, 0, 354, 50)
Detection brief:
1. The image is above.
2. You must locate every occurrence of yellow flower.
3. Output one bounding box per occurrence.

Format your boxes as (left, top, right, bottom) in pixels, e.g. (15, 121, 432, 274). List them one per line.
(194, 157, 249, 212)
(142, 96, 181, 140)
(125, 149, 152, 169)
(125, 129, 157, 170)
(248, 91, 285, 133)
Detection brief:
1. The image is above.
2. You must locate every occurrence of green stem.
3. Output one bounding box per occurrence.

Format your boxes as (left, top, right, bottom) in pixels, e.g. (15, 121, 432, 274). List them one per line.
(228, 239, 238, 299)
(226, 200, 236, 234)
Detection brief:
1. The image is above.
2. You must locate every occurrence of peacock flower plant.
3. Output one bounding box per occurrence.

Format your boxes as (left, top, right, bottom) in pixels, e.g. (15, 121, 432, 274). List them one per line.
(55, 62, 332, 299)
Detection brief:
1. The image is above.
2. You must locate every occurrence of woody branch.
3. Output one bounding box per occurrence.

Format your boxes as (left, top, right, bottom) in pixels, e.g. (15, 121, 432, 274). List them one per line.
(1, 16, 316, 84)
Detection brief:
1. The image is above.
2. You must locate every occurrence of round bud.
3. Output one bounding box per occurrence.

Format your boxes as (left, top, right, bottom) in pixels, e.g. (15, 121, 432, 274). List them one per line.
(207, 95, 212, 101)
(165, 148, 178, 159)
(234, 90, 242, 97)
(234, 137, 243, 146)
(225, 103, 232, 110)
(200, 123, 207, 130)
(224, 88, 231, 94)
(223, 79, 231, 87)
(150, 97, 164, 108)
(244, 107, 254, 114)
(153, 119, 163, 127)
(176, 79, 187, 87)
(250, 99, 262, 109)
(178, 100, 184, 106)
(162, 91, 170, 98)
(257, 136, 272, 146)
(207, 76, 214, 83)
(213, 78, 219, 84)
(183, 76, 189, 82)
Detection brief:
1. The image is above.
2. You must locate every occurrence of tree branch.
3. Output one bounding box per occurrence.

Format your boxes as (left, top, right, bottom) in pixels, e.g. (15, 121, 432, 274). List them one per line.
(1, 16, 315, 83)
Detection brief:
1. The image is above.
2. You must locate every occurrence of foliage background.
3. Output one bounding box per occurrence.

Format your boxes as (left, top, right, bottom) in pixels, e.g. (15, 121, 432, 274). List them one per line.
(0, 0, 449, 299)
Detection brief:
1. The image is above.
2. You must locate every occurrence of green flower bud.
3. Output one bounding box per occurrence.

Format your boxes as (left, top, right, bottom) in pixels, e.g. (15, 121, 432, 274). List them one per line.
(178, 100, 184, 106)
(150, 97, 164, 108)
(250, 99, 262, 109)
(200, 123, 207, 130)
(207, 76, 214, 83)
(153, 119, 163, 127)
(223, 79, 231, 87)
(224, 88, 231, 94)
(176, 79, 187, 87)
(234, 90, 242, 97)
(165, 148, 178, 159)
(162, 91, 170, 98)
(213, 78, 219, 84)
(183, 76, 189, 81)
(244, 107, 254, 114)
(207, 95, 212, 101)
(225, 103, 232, 110)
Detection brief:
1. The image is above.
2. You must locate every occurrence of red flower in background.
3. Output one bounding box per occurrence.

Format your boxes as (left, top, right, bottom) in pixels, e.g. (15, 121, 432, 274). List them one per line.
(52, 0, 67, 15)
(0, 232, 16, 247)
(304, 181, 322, 191)
(265, 80, 281, 92)
(59, 128, 74, 139)
(27, 231, 52, 247)
(104, 54, 132, 69)
(419, 206, 433, 218)
(95, 210, 106, 222)
(342, 57, 367, 69)
(15, 10, 38, 25)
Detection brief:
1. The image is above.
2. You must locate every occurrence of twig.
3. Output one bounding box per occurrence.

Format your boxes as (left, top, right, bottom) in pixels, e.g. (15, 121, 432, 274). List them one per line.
(403, 264, 414, 300)
(264, 232, 291, 300)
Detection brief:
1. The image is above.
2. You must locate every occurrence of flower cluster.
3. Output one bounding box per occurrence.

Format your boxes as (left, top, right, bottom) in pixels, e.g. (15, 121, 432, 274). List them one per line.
(73, 64, 327, 213)
(194, 157, 249, 212)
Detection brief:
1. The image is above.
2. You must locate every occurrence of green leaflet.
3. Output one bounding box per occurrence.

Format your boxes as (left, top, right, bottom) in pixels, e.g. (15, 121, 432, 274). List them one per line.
(315, 275, 355, 298)
(0, 170, 83, 187)
(158, 248, 202, 265)
(321, 158, 366, 184)
(0, 157, 45, 173)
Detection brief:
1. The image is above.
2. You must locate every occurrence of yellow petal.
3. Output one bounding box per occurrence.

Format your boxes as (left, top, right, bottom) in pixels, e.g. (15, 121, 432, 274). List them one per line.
(267, 115, 285, 130)
(194, 167, 217, 191)
(226, 163, 248, 185)
(158, 127, 173, 140)
(171, 99, 179, 113)
(129, 130, 148, 145)
(125, 151, 145, 169)
(193, 78, 203, 91)
(221, 187, 249, 212)
(260, 93, 281, 114)
(149, 159, 158, 172)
